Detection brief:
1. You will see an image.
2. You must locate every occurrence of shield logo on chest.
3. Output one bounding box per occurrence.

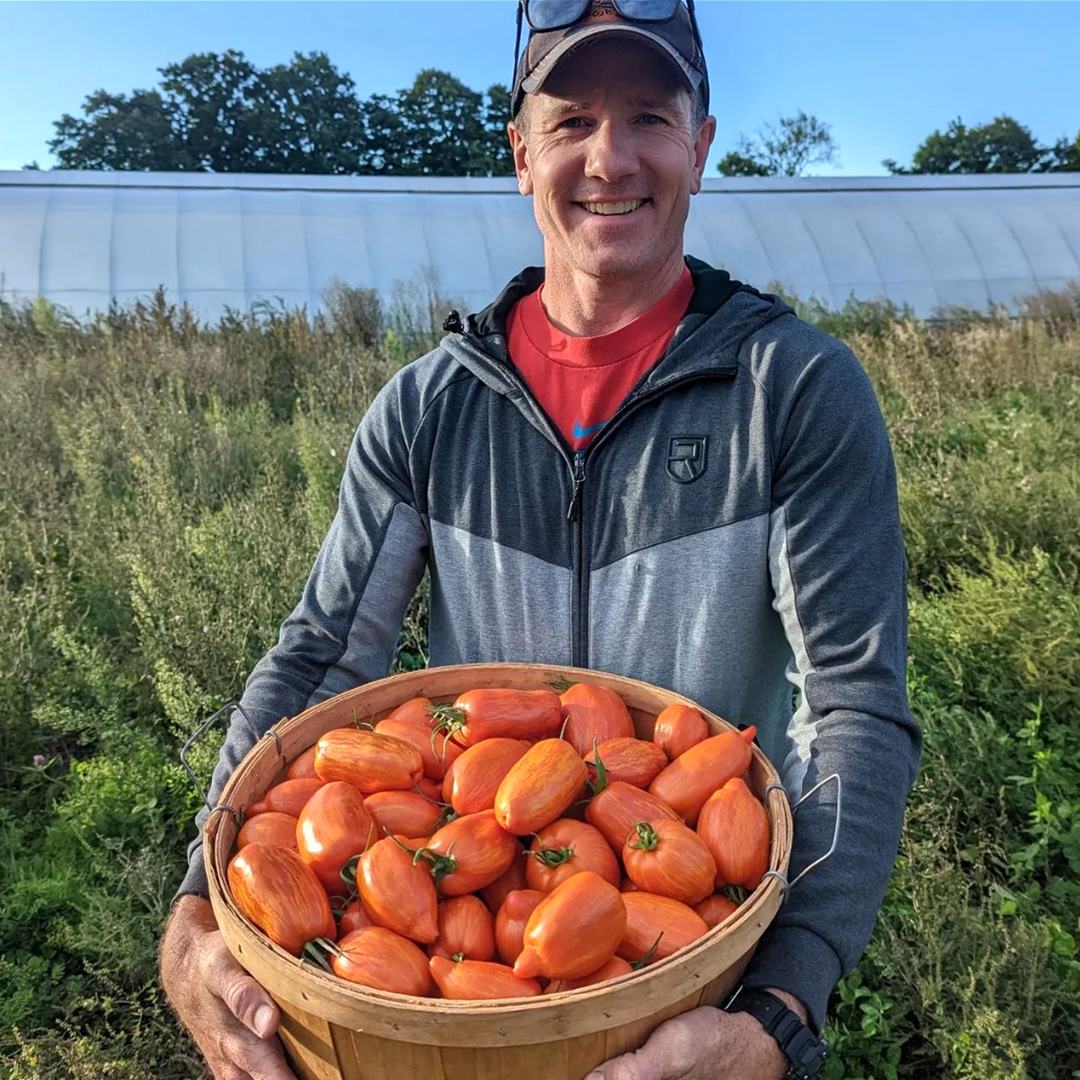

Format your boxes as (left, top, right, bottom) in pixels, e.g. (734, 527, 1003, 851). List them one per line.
(666, 435, 709, 484)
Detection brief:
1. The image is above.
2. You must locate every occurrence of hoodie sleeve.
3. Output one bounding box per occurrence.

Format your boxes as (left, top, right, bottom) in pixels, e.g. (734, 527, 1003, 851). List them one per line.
(174, 376, 429, 901)
(740, 326, 921, 1032)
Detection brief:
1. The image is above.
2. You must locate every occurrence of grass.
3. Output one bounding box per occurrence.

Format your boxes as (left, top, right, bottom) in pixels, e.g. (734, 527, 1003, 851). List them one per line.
(1, 277, 1079, 1079)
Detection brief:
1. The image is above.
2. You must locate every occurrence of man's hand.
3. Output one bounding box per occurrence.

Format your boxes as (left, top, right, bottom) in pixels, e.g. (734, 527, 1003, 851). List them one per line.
(584, 988, 807, 1080)
(159, 894, 298, 1080)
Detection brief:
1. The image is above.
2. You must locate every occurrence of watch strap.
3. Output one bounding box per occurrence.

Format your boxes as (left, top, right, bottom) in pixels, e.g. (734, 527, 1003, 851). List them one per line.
(724, 987, 828, 1080)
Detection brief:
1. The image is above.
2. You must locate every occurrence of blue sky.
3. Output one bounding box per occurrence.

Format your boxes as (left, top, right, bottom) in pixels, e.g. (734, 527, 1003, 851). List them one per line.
(1, 0, 1077, 176)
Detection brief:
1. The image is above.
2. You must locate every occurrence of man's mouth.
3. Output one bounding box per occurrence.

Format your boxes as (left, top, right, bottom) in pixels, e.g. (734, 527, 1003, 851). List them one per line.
(578, 199, 649, 216)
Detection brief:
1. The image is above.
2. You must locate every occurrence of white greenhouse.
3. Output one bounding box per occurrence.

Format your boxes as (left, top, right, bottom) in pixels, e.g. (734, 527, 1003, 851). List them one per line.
(1, 169, 1079, 321)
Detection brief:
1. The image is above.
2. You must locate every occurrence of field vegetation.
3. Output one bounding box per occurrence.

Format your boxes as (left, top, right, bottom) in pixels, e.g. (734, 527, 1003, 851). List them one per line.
(1, 277, 1079, 1079)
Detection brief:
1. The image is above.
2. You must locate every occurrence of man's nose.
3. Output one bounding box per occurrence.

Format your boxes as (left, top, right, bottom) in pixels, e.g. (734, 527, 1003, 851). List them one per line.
(583, 121, 638, 184)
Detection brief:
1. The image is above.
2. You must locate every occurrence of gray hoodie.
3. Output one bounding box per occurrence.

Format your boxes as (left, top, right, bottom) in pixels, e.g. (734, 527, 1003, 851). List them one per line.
(176, 256, 921, 1032)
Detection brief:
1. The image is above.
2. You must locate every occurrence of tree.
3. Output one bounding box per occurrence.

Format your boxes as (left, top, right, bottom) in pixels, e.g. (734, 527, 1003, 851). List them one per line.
(50, 88, 184, 170)
(46, 51, 514, 177)
(717, 111, 839, 177)
(883, 115, 1079, 174)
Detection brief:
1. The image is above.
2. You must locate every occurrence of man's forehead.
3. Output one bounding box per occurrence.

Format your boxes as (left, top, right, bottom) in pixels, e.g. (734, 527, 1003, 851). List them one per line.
(534, 91, 685, 118)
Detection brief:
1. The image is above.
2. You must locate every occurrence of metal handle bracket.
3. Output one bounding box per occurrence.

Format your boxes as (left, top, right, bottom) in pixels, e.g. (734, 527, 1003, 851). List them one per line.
(762, 773, 842, 899)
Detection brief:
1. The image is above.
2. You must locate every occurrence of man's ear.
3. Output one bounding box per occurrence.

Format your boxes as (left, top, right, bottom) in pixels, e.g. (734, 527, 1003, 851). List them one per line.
(508, 119, 533, 196)
(690, 115, 717, 195)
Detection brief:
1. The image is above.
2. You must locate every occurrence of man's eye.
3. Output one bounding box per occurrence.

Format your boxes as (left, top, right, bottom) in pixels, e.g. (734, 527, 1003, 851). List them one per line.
(560, 116, 587, 129)
(639, 114, 666, 125)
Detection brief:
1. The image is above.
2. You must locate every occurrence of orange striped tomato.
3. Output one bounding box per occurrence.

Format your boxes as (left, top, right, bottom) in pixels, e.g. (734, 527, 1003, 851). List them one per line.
(524, 818, 620, 893)
(246, 777, 324, 818)
(651, 704, 709, 761)
(584, 737, 668, 789)
(227, 842, 335, 956)
(621, 819, 717, 906)
(429, 956, 541, 999)
(495, 739, 587, 836)
(236, 811, 298, 852)
(429, 895, 496, 962)
(697, 777, 770, 889)
(558, 681, 635, 757)
(648, 727, 755, 826)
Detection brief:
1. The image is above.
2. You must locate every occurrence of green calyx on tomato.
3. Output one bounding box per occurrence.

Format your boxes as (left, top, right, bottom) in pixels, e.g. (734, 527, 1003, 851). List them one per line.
(583, 740, 610, 797)
(627, 821, 660, 852)
(525, 836, 575, 868)
(391, 832, 458, 885)
(630, 931, 664, 970)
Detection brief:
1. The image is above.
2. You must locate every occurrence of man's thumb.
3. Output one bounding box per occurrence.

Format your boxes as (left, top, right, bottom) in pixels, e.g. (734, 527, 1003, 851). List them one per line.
(220, 969, 280, 1039)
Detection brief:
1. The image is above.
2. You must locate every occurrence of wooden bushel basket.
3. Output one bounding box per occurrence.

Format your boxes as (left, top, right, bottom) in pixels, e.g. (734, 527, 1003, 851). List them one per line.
(205, 663, 793, 1080)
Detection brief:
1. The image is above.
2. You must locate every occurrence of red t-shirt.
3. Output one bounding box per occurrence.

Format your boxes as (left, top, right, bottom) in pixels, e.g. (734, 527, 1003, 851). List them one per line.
(507, 267, 694, 453)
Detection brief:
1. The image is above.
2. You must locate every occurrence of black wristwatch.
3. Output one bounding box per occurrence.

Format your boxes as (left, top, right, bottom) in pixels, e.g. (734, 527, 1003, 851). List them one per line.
(723, 986, 829, 1080)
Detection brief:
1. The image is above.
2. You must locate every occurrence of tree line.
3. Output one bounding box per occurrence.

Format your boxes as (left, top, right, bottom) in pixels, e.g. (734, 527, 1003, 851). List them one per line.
(31, 49, 1080, 178)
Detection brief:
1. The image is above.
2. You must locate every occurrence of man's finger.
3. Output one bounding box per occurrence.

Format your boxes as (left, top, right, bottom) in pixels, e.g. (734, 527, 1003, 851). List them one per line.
(585, 1050, 659, 1080)
(218, 968, 281, 1039)
(228, 1032, 299, 1080)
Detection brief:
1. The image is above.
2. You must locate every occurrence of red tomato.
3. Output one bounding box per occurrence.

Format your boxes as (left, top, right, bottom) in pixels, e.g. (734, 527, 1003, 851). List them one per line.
(585, 780, 681, 854)
(357, 835, 438, 944)
(429, 895, 496, 961)
(295, 781, 378, 895)
(338, 899, 376, 937)
(246, 777, 324, 818)
(236, 811, 298, 852)
(314, 728, 424, 793)
(495, 739, 588, 836)
(513, 871, 627, 981)
(364, 790, 444, 840)
(584, 737, 668, 789)
(648, 727, 756, 826)
(544, 954, 634, 993)
(421, 810, 518, 896)
(621, 819, 718, 906)
(429, 956, 541, 1000)
(285, 744, 319, 780)
(494, 888, 545, 966)
(331, 927, 433, 996)
(525, 818, 620, 894)
(428, 689, 563, 747)
(443, 738, 530, 816)
(651, 704, 709, 761)
(695, 893, 739, 929)
(374, 716, 463, 782)
(227, 842, 335, 956)
(382, 696, 435, 729)
(558, 682, 635, 757)
(479, 846, 529, 914)
(616, 892, 708, 965)
(415, 775, 444, 803)
(697, 777, 771, 889)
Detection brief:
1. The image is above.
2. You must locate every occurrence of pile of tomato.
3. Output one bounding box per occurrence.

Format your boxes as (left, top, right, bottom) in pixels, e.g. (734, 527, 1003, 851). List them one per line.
(227, 680, 771, 1000)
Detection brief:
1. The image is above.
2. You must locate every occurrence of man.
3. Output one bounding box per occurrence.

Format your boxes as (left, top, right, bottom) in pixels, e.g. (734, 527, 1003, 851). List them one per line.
(159, 2, 920, 1078)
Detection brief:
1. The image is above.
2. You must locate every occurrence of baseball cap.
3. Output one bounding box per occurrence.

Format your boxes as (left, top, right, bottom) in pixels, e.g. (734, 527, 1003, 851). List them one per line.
(511, 0, 710, 119)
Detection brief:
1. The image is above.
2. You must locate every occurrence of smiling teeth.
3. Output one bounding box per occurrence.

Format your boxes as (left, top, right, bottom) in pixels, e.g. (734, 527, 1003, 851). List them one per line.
(582, 200, 645, 215)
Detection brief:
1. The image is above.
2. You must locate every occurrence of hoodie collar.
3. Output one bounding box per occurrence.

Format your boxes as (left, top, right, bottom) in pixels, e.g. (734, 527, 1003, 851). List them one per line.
(444, 255, 792, 400)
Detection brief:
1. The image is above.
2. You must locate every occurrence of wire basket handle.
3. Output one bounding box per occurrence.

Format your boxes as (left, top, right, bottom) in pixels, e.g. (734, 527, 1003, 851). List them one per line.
(180, 700, 281, 823)
(761, 773, 841, 899)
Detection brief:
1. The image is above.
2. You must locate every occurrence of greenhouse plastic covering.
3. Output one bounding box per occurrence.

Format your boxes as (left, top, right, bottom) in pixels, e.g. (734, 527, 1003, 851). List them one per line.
(1, 170, 1078, 321)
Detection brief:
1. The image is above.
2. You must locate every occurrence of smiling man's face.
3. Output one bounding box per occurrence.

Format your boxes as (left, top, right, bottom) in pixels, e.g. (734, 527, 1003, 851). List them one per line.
(510, 37, 714, 290)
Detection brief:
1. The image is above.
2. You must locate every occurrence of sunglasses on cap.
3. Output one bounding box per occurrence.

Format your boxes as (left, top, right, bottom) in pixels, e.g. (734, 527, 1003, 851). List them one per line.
(523, 0, 691, 30)
(511, 0, 706, 116)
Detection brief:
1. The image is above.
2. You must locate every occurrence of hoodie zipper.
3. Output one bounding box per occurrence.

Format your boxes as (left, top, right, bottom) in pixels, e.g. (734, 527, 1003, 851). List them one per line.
(566, 450, 587, 665)
(562, 369, 737, 669)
